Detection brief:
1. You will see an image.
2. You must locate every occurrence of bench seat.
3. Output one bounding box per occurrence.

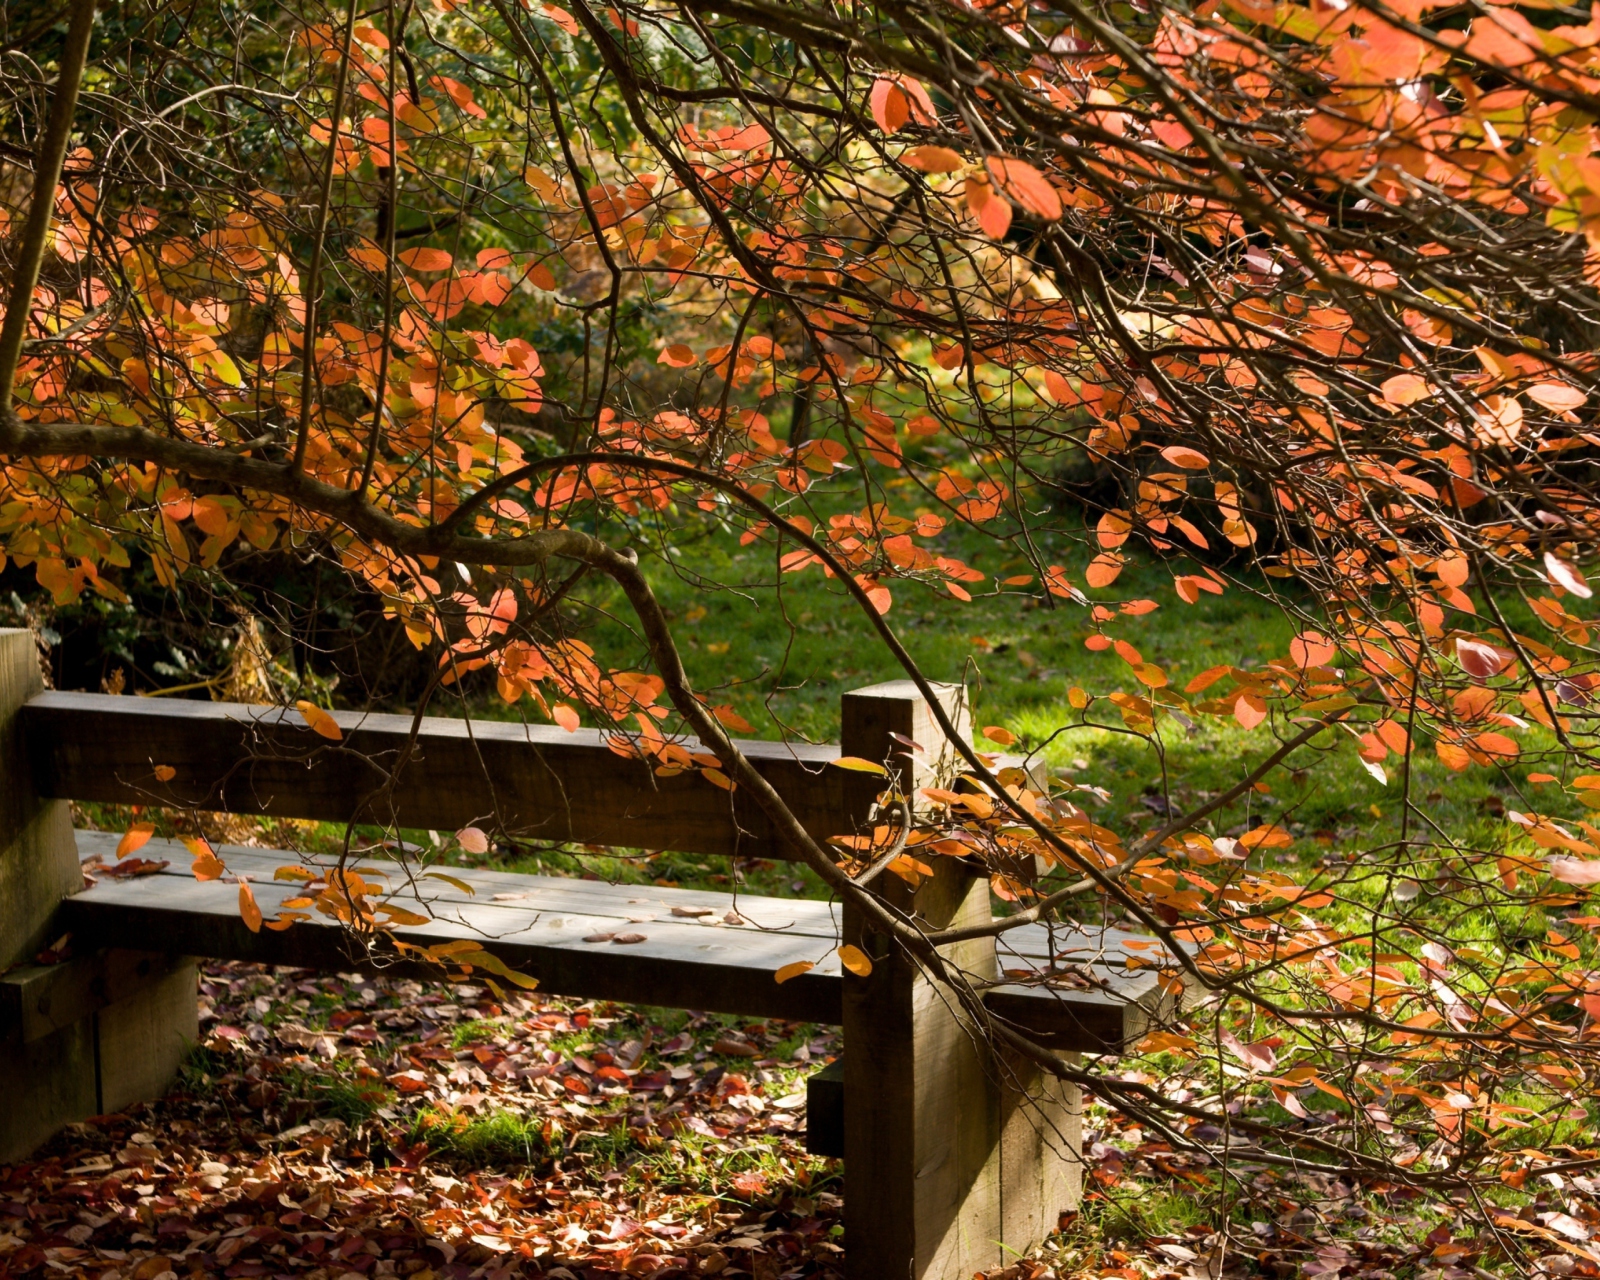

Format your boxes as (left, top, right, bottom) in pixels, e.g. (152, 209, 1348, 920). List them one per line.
(54, 831, 1167, 1054)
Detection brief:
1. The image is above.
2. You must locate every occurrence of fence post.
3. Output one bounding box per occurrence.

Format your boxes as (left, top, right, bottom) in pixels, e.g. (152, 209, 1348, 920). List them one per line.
(838, 680, 1080, 1280)
(0, 630, 195, 1160)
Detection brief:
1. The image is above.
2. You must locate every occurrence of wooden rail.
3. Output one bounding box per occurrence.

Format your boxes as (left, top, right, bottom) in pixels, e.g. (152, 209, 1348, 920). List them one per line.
(24, 691, 869, 859)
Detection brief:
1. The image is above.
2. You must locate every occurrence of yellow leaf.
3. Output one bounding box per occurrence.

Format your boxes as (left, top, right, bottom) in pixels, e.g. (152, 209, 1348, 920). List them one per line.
(296, 700, 343, 740)
(424, 871, 477, 894)
(838, 944, 873, 977)
(831, 756, 888, 774)
(775, 960, 816, 984)
(450, 947, 540, 988)
(378, 905, 432, 926)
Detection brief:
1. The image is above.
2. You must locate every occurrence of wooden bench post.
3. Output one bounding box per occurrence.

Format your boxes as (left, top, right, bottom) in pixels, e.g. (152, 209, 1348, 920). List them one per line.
(839, 680, 1080, 1280)
(0, 629, 196, 1161)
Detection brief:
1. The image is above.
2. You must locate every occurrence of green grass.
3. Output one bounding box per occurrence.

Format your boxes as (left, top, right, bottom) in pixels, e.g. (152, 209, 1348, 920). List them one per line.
(278, 1066, 395, 1125)
(408, 1107, 552, 1168)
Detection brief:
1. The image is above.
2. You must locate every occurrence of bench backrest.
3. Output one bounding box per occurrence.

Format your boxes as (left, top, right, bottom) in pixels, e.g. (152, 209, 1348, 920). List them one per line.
(22, 669, 974, 860)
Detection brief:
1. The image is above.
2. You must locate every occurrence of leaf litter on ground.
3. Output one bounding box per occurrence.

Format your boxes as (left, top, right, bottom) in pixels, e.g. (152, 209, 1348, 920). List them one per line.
(0, 960, 844, 1279)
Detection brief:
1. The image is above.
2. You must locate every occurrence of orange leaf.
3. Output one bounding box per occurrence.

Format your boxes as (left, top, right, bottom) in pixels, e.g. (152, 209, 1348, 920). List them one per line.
(296, 700, 344, 740)
(1380, 373, 1430, 406)
(1160, 445, 1209, 469)
(904, 145, 964, 173)
(1234, 691, 1267, 729)
(553, 704, 580, 732)
(837, 944, 873, 977)
(775, 960, 815, 984)
(965, 175, 1012, 239)
(1186, 664, 1232, 693)
(1528, 382, 1585, 412)
(1289, 631, 1335, 667)
(153, 764, 177, 782)
(1086, 552, 1124, 588)
(398, 247, 453, 271)
(184, 836, 225, 881)
(713, 703, 754, 734)
(985, 156, 1062, 221)
(117, 824, 155, 858)
(1435, 740, 1472, 771)
(1474, 731, 1519, 759)
(658, 344, 696, 367)
(239, 881, 263, 933)
(982, 725, 1016, 746)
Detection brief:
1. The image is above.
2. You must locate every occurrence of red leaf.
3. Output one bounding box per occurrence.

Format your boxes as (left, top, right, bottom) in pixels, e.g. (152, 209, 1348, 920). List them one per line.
(870, 78, 910, 133)
(1456, 638, 1511, 680)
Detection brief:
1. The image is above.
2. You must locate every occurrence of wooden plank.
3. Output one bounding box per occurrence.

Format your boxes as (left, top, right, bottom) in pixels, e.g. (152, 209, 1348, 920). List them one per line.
(97, 963, 198, 1115)
(73, 832, 845, 938)
(0, 949, 191, 1045)
(0, 631, 102, 1163)
(60, 867, 847, 1025)
(1, 640, 78, 970)
(64, 832, 1168, 1050)
(31, 693, 1043, 864)
(25, 691, 859, 862)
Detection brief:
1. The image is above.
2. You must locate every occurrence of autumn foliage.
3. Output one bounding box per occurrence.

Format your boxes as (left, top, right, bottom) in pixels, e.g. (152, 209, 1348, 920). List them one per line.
(9, 0, 1600, 1233)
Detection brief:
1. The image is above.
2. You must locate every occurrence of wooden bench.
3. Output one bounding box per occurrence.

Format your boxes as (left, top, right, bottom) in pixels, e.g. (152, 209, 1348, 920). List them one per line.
(0, 629, 1171, 1279)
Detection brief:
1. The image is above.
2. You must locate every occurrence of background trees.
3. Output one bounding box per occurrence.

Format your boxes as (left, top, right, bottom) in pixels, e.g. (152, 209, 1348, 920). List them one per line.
(8, 0, 1600, 1241)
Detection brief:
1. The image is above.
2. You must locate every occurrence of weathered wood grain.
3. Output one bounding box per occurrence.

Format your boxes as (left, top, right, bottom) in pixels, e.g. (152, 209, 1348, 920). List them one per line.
(63, 832, 1163, 1051)
(25, 691, 857, 861)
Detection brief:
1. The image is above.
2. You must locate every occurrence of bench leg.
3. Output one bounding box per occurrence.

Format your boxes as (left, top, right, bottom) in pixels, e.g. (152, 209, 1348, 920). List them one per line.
(842, 862, 1081, 1280)
(0, 629, 198, 1159)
